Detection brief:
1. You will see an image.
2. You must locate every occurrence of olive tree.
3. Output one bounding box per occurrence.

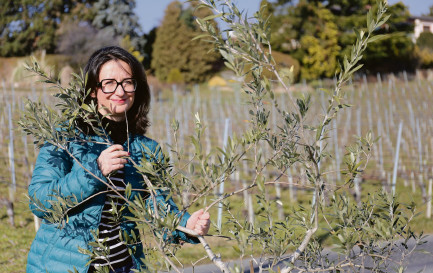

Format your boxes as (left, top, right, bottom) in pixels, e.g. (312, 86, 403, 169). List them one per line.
(20, 1, 423, 272)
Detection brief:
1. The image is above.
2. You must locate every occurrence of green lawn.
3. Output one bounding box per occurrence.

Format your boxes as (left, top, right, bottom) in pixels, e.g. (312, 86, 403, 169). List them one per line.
(0, 192, 35, 272)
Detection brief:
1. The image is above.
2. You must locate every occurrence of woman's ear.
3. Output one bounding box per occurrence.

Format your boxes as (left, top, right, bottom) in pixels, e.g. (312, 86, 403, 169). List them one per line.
(90, 90, 96, 98)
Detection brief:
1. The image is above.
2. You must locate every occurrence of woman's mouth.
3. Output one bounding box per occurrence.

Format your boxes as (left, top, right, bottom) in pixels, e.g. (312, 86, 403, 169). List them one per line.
(112, 99, 126, 104)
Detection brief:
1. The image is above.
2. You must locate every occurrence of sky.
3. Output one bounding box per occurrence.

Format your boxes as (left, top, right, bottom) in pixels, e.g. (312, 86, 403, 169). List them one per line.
(135, 0, 433, 33)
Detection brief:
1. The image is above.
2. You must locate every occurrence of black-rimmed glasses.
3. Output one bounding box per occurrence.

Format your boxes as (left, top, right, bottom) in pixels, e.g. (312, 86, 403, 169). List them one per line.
(97, 78, 137, 94)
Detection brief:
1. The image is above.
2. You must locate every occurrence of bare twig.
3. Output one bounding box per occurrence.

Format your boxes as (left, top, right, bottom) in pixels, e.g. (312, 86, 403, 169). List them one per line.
(177, 226, 230, 272)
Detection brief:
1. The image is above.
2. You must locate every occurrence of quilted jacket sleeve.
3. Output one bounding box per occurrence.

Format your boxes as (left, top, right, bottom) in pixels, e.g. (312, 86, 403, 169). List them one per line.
(28, 143, 107, 219)
(145, 190, 199, 244)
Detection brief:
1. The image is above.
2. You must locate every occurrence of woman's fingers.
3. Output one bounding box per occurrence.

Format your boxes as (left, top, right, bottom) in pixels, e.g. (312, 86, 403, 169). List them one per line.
(195, 224, 210, 235)
(104, 146, 129, 157)
(193, 211, 210, 235)
(199, 211, 210, 220)
(113, 157, 127, 164)
(195, 227, 205, 235)
(186, 209, 212, 235)
(111, 163, 125, 172)
(186, 210, 201, 230)
(106, 144, 124, 152)
(113, 150, 130, 158)
(98, 145, 130, 176)
(196, 219, 209, 226)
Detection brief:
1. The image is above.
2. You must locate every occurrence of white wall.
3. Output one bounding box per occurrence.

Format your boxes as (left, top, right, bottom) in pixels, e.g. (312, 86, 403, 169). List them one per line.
(414, 18, 433, 42)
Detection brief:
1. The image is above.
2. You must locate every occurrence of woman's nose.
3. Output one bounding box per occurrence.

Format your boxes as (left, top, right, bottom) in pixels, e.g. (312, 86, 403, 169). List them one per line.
(113, 85, 126, 96)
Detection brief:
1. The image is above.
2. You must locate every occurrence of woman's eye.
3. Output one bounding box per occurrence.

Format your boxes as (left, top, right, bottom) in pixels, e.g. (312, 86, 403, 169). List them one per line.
(123, 80, 133, 85)
(104, 80, 116, 86)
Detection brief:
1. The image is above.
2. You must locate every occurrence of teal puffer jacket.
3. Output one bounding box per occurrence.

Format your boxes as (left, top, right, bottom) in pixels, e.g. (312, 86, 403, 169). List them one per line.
(27, 134, 195, 273)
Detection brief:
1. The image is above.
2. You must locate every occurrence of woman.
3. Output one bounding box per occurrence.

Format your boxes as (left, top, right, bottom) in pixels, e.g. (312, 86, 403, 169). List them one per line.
(26, 46, 210, 273)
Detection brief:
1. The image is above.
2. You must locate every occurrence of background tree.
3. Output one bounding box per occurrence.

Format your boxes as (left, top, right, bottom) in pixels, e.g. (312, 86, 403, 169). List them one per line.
(415, 31, 433, 68)
(142, 27, 157, 71)
(0, 0, 143, 59)
(151, 0, 220, 84)
(417, 32, 433, 50)
(264, 0, 341, 79)
(323, 0, 415, 74)
(56, 22, 119, 68)
(358, 2, 416, 73)
(265, 0, 416, 79)
(151, 1, 184, 83)
(92, 0, 144, 51)
(298, 2, 340, 80)
(0, 0, 96, 57)
(0, 0, 56, 56)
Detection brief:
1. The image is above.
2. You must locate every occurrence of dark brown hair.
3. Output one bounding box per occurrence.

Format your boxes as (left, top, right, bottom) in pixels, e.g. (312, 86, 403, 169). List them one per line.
(81, 46, 151, 135)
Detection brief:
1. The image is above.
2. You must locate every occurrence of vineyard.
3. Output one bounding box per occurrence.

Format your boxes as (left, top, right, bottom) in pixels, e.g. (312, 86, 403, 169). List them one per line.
(1, 69, 433, 272)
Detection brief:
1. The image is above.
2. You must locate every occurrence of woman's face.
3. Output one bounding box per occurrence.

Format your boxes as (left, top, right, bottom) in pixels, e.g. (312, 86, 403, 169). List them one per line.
(93, 59, 135, 121)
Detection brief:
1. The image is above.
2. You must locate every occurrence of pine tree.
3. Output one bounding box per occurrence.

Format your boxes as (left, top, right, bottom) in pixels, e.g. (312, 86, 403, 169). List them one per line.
(151, 1, 185, 83)
(183, 1, 221, 83)
(151, 1, 220, 83)
(92, 0, 144, 50)
(143, 27, 157, 70)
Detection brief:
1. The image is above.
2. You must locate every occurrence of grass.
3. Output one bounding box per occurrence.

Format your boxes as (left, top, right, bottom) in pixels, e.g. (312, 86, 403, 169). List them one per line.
(0, 190, 35, 273)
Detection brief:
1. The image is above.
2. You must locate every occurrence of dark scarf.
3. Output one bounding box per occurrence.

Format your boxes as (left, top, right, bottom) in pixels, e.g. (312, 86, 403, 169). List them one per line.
(101, 115, 128, 145)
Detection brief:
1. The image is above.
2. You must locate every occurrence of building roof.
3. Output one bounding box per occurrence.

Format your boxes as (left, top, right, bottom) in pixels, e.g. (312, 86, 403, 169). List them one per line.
(409, 16, 433, 22)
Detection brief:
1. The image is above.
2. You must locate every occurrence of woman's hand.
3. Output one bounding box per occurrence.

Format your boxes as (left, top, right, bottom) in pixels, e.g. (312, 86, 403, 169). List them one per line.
(186, 209, 210, 236)
(97, 145, 129, 176)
